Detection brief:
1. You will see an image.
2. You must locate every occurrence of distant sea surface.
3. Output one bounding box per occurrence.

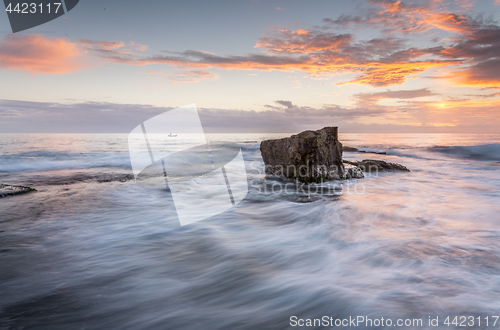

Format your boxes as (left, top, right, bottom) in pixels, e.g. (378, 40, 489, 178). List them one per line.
(1, 133, 500, 329)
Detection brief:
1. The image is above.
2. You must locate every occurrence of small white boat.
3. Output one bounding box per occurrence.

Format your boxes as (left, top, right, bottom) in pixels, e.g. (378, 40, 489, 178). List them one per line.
(168, 133, 177, 137)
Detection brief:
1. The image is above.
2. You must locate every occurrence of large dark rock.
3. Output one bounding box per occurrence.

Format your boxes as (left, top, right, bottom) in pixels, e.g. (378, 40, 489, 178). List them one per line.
(260, 127, 363, 183)
(343, 159, 410, 173)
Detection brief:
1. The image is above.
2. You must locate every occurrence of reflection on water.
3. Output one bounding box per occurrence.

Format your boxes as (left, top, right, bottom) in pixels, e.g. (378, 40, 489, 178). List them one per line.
(1, 133, 500, 329)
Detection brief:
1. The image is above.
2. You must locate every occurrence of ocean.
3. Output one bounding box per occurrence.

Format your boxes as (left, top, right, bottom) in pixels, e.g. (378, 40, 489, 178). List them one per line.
(1, 133, 500, 329)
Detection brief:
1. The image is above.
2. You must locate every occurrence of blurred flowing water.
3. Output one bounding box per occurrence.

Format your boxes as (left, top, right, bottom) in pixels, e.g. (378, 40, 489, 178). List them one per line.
(1, 133, 500, 329)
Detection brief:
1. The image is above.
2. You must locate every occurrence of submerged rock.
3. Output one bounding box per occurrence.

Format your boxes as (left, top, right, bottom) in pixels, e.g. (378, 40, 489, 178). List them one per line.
(260, 127, 350, 183)
(344, 163, 365, 179)
(343, 146, 386, 155)
(343, 159, 410, 173)
(0, 184, 37, 198)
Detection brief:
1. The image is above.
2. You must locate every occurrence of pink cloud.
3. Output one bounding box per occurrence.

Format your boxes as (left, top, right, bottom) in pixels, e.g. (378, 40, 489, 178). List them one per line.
(0, 34, 84, 74)
(130, 41, 148, 52)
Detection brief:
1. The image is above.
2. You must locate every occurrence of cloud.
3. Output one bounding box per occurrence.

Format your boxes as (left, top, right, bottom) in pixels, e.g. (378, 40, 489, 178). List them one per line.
(87, 32, 454, 87)
(79, 39, 125, 50)
(78, 38, 150, 58)
(83, 13, 472, 87)
(436, 27, 500, 86)
(0, 99, 172, 133)
(448, 58, 500, 87)
(0, 98, 397, 133)
(129, 41, 148, 52)
(255, 29, 352, 54)
(141, 70, 219, 84)
(0, 34, 84, 74)
(437, 28, 500, 61)
(417, 97, 500, 128)
(93, 48, 314, 74)
(0, 35, 153, 75)
(275, 100, 293, 108)
(464, 91, 500, 98)
(262, 99, 392, 119)
(354, 88, 437, 105)
(2, 1, 500, 89)
(324, 0, 477, 35)
(249, 2, 500, 87)
(253, 28, 459, 86)
(337, 60, 455, 86)
(1, 96, 499, 133)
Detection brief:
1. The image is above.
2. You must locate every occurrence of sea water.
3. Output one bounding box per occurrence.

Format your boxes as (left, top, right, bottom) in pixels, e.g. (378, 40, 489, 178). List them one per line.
(1, 133, 500, 329)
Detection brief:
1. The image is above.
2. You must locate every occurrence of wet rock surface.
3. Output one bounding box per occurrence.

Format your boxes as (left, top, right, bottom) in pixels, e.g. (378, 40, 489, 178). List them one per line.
(342, 146, 359, 152)
(260, 127, 346, 183)
(343, 159, 410, 173)
(343, 146, 387, 155)
(260, 128, 409, 183)
(343, 163, 365, 179)
(0, 184, 37, 198)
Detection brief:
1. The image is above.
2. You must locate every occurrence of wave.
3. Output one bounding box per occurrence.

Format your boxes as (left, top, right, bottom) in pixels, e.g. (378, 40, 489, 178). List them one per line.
(427, 144, 500, 161)
(347, 143, 500, 162)
(0, 151, 131, 172)
(3, 142, 499, 174)
(240, 143, 261, 150)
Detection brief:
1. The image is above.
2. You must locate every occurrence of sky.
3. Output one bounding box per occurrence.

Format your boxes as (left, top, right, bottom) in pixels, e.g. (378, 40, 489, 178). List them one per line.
(0, 0, 500, 133)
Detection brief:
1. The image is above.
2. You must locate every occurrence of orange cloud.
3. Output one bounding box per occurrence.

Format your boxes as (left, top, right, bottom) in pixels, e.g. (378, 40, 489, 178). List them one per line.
(435, 28, 500, 87)
(428, 98, 500, 110)
(325, 0, 476, 35)
(87, 35, 457, 87)
(294, 29, 309, 35)
(3, 1, 496, 90)
(337, 60, 456, 87)
(424, 13, 472, 34)
(447, 66, 500, 87)
(256, 29, 351, 54)
(374, 0, 476, 34)
(0, 34, 84, 74)
(399, 95, 500, 129)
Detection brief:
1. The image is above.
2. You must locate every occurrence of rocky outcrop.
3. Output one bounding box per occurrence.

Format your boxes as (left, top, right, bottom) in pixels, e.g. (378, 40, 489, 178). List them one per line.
(0, 184, 37, 198)
(260, 127, 363, 183)
(260, 127, 410, 183)
(343, 159, 410, 173)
